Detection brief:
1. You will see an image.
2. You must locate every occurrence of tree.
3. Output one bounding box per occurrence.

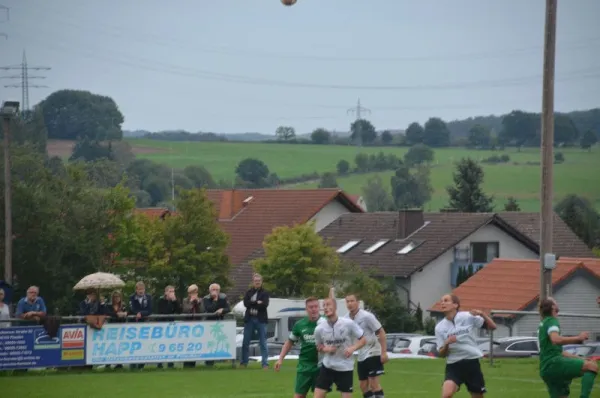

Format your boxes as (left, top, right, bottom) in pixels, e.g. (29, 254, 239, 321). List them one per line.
(554, 114, 580, 146)
(380, 130, 393, 145)
(70, 136, 114, 162)
(390, 165, 432, 209)
(555, 195, 600, 248)
(500, 110, 539, 148)
(318, 172, 338, 188)
(0, 109, 47, 154)
(361, 175, 393, 212)
(275, 126, 296, 141)
(423, 118, 451, 147)
(354, 153, 370, 172)
(311, 128, 331, 144)
(503, 197, 521, 211)
(235, 158, 270, 188)
(183, 165, 216, 188)
(467, 124, 492, 148)
(350, 119, 377, 146)
(38, 89, 124, 141)
(405, 122, 425, 145)
(336, 159, 350, 175)
(581, 130, 598, 151)
(252, 222, 340, 297)
(403, 144, 434, 167)
(446, 158, 494, 212)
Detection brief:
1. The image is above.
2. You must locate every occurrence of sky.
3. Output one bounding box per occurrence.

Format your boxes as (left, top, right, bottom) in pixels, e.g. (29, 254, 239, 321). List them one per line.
(0, 0, 599, 135)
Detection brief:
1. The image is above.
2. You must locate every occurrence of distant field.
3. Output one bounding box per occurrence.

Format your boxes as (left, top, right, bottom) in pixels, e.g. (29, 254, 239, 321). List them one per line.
(121, 139, 599, 211)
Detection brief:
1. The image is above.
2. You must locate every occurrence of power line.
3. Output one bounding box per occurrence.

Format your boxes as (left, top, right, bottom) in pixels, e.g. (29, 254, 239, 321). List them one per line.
(25, 4, 600, 63)
(15, 32, 600, 92)
(0, 50, 51, 113)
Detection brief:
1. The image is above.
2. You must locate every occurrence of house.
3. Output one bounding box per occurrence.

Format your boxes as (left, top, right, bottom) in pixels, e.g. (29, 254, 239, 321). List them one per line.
(204, 189, 364, 298)
(348, 195, 368, 212)
(318, 209, 594, 312)
(429, 258, 600, 340)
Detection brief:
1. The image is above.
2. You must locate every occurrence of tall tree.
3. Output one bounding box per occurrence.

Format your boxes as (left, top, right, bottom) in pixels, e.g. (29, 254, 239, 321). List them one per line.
(404, 144, 434, 167)
(500, 110, 539, 148)
(38, 89, 124, 141)
(554, 195, 600, 248)
(467, 124, 492, 148)
(310, 128, 331, 144)
(554, 114, 580, 147)
(446, 158, 494, 212)
(380, 130, 393, 145)
(361, 175, 393, 212)
(405, 122, 425, 145)
(350, 119, 377, 146)
(235, 158, 270, 188)
(252, 222, 340, 297)
(581, 129, 598, 151)
(275, 126, 296, 141)
(390, 165, 432, 209)
(183, 165, 216, 188)
(423, 118, 451, 147)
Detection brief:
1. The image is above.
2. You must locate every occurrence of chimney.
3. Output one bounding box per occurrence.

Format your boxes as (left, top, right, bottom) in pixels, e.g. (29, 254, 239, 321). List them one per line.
(397, 209, 425, 240)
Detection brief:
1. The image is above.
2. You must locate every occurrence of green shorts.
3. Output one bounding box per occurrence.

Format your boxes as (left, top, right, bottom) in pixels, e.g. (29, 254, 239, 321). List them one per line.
(295, 369, 320, 395)
(541, 357, 585, 398)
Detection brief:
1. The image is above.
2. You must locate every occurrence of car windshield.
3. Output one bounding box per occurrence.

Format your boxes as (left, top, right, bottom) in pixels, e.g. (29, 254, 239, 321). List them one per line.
(420, 342, 436, 352)
(394, 339, 410, 349)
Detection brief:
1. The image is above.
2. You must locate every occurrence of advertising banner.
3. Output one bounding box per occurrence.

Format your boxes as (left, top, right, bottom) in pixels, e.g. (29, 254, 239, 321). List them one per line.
(85, 320, 237, 365)
(0, 325, 87, 370)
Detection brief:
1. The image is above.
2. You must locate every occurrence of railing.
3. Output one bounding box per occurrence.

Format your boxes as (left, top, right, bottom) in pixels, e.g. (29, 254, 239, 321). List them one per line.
(487, 310, 600, 366)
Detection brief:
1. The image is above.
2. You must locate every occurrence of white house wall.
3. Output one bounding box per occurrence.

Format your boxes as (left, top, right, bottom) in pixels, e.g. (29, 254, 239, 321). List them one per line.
(511, 271, 600, 340)
(416, 224, 538, 313)
(310, 200, 352, 232)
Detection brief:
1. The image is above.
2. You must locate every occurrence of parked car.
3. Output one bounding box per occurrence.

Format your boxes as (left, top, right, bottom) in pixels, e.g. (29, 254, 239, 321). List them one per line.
(483, 337, 539, 358)
(393, 336, 436, 354)
(418, 337, 489, 357)
(564, 343, 600, 361)
(385, 333, 421, 352)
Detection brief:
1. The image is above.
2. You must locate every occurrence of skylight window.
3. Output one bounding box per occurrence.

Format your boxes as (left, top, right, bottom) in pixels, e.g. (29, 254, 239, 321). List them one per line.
(398, 241, 418, 255)
(364, 239, 389, 254)
(337, 240, 360, 253)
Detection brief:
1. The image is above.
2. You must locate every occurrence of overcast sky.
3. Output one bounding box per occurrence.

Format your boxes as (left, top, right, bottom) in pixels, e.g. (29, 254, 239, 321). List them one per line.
(1, 0, 599, 134)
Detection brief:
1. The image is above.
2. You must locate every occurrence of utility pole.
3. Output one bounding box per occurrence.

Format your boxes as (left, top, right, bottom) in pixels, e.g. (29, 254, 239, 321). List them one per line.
(539, 0, 557, 303)
(1, 51, 51, 115)
(347, 98, 371, 149)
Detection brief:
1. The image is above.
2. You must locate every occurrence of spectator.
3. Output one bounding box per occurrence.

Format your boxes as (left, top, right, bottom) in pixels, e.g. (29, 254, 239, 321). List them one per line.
(157, 285, 181, 369)
(182, 284, 203, 368)
(15, 286, 47, 322)
(105, 291, 128, 369)
(129, 281, 152, 370)
(79, 289, 106, 316)
(203, 283, 230, 367)
(241, 274, 270, 369)
(0, 288, 10, 328)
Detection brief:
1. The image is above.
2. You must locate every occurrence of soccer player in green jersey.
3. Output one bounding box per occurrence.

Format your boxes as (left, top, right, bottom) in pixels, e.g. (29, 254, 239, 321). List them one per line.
(275, 296, 322, 398)
(538, 297, 598, 398)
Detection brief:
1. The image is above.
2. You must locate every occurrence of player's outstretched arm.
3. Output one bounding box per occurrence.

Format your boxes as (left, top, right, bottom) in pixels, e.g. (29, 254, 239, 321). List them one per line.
(550, 331, 589, 346)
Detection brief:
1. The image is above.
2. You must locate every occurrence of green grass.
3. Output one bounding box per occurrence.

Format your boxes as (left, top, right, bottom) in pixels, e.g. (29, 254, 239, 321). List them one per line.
(4, 359, 597, 397)
(128, 139, 600, 211)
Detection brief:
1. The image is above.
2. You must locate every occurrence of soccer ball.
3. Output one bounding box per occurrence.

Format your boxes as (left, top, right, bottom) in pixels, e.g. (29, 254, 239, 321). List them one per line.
(281, 0, 297, 6)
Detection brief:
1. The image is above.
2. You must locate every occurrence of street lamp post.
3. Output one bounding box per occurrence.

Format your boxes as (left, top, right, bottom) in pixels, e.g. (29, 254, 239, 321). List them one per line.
(1, 101, 20, 286)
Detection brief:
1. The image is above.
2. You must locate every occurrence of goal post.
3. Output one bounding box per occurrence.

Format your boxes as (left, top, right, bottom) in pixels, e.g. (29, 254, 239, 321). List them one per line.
(486, 310, 600, 366)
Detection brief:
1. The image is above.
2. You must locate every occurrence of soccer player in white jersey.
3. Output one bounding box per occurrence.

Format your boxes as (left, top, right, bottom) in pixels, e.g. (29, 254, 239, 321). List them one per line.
(434, 294, 497, 398)
(345, 294, 388, 398)
(314, 297, 367, 398)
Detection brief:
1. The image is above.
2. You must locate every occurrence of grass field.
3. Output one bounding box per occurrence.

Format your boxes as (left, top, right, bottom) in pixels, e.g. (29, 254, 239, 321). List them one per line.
(4, 359, 598, 398)
(125, 139, 600, 211)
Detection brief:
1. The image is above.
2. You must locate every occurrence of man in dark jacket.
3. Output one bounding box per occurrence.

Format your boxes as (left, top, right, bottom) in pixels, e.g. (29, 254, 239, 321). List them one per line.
(241, 274, 270, 369)
(157, 285, 181, 369)
(203, 283, 230, 367)
(129, 281, 152, 369)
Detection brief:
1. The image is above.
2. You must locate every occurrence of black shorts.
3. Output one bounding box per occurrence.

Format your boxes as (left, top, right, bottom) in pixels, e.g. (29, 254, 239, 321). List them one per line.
(357, 356, 385, 381)
(315, 366, 354, 393)
(444, 359, 486, 394)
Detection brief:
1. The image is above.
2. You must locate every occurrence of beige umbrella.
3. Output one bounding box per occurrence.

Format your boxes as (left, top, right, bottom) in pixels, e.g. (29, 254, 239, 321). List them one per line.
(73, 272, 125, 291)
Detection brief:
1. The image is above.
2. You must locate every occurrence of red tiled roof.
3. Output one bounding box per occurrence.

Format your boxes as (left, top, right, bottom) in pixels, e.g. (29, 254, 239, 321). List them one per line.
(204, 189, 363, 298)
(134, 208, 171, 219)
(429, 257, 600, 316)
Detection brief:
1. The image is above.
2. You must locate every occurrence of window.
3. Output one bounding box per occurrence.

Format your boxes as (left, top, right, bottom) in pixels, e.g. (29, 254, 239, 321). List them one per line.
(398, 242, 417, 254)
(364, 239, 389, 254)
(471, 242, 499, 263)
(337, 240, 360, 253)
(506, 340, 538, 352)
(419, 338, 435, 347)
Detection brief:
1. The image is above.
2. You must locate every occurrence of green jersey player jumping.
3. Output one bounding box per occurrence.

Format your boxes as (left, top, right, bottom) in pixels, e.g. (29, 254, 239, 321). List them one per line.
(538, 297, 597, 397)
(275, 296, 324, 398)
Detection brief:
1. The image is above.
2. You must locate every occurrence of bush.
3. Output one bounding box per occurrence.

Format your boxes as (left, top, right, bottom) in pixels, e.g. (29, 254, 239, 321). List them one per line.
(481, 154, 510, 164)
(336, 159, 350, 175)
(554, 152, 565, 164)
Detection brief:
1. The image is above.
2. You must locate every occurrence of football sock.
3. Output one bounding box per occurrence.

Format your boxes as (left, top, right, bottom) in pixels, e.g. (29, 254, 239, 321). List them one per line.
(363, 392, 373, 398)
(373, 389, 384, 398)
(580, 371, 596, 398)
